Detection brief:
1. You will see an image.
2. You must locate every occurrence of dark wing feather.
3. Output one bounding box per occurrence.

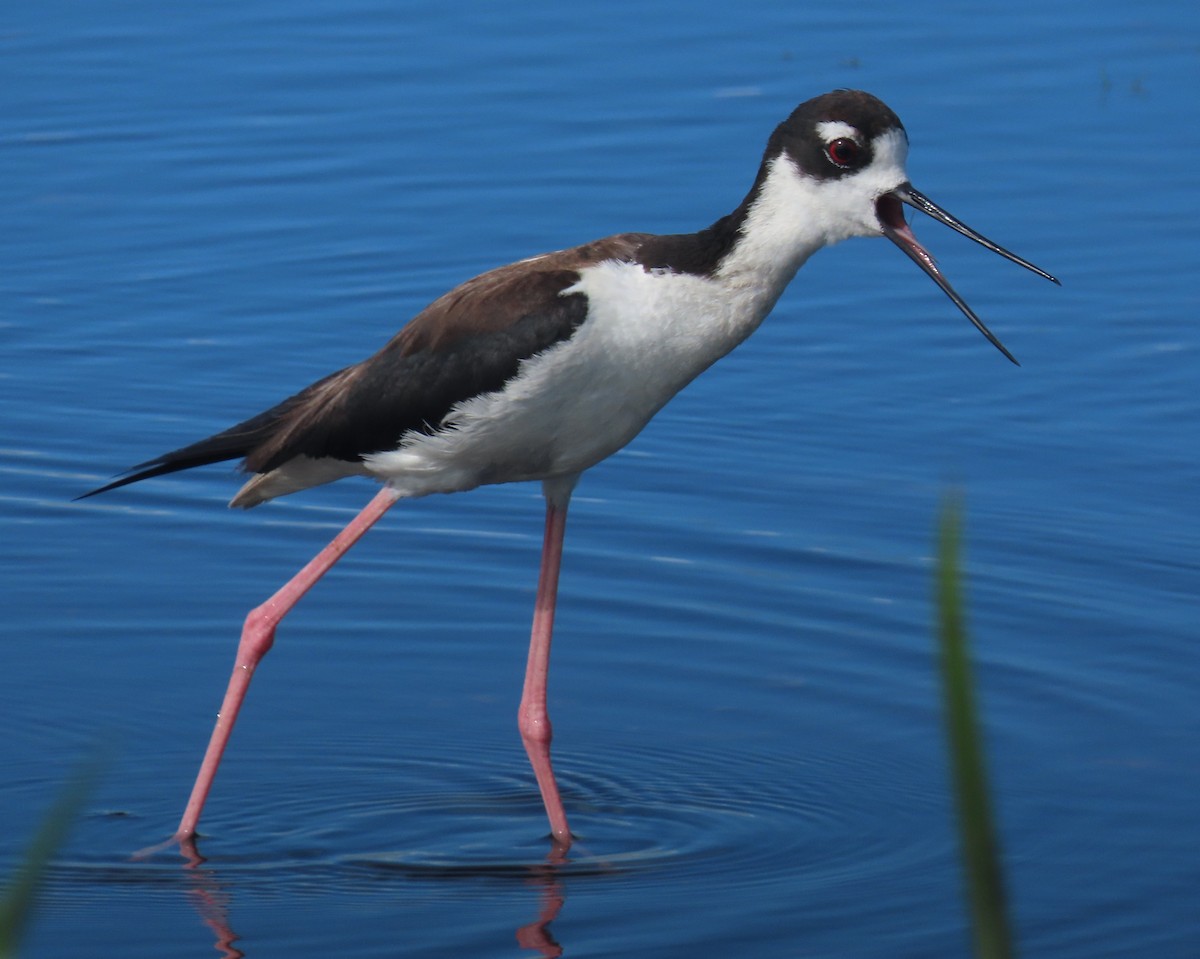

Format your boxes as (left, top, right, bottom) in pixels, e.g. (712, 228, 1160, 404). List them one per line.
(80, 232, 650, 500)
(243, 266, 592, 472)
(74, 368, 351, 499)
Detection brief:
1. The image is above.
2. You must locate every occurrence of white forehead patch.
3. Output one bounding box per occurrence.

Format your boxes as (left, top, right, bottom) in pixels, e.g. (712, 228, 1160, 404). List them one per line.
(871, 126, 909, 169)
(815, 120, 859, 143)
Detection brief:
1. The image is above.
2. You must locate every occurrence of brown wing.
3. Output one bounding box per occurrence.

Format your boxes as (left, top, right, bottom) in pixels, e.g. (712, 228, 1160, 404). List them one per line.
(79, 232, 651, 500)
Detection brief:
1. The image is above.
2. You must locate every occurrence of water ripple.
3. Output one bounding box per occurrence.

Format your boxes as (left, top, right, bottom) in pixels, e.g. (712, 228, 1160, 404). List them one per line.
(41, 731, 947, 908)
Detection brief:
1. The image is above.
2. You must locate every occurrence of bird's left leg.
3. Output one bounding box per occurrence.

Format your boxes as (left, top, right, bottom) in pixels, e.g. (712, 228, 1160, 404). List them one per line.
(174, 485, 401, 844)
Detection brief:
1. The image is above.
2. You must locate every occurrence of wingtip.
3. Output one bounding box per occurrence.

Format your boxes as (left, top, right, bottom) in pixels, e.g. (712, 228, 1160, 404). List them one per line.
(72, 455, 192, 503)
(74, 472, 144, 502)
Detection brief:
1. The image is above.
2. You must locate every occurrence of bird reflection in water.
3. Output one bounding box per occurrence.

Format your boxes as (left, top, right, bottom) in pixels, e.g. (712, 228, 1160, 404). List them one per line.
(170, 835, 570, 958)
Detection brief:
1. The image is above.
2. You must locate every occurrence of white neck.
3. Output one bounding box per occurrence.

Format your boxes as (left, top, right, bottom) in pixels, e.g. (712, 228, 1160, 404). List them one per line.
(711, 155, 835, 324)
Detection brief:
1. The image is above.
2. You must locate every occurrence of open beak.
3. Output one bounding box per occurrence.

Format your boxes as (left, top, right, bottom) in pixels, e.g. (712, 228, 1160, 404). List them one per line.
(875, 184, 1059, 366)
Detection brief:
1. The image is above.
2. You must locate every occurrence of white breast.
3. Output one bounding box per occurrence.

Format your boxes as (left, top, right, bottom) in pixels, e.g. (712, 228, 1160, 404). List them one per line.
(364, 257, 794, 499)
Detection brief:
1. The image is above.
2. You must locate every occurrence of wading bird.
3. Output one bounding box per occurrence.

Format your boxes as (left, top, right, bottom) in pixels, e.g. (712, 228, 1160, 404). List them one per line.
(82, 90, 1057, 850)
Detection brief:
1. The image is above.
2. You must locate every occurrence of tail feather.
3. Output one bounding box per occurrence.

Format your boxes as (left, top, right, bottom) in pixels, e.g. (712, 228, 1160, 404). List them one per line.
(78, 365, 362, 502)
(76, 393, 314, 502)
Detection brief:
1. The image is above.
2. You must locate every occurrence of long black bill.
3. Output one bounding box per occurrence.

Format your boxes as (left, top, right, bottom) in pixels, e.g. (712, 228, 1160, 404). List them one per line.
(876, 184, 1059, 366)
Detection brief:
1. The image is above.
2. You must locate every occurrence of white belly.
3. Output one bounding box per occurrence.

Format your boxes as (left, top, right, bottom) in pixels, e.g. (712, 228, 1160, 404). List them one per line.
(365, 259, 790, 499)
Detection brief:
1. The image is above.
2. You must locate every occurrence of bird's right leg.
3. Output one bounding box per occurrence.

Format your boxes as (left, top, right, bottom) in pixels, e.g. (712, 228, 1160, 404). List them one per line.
(174, 486, 400, 844)
(517, 477, 578, 849)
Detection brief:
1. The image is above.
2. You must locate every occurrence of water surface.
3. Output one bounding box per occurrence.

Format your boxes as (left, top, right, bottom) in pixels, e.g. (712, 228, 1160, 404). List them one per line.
(2, 1, 1197, 956)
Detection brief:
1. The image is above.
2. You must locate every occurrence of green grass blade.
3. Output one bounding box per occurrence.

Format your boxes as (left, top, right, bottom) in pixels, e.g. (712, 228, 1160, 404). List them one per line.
(0, 759, 102, 959)
(937, 497, 1015, 959)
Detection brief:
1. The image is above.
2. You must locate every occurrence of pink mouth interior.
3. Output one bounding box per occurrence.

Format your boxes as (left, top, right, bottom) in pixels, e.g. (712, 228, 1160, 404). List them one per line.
(876, 192, 940, 271)
(875, 193, 908, 232)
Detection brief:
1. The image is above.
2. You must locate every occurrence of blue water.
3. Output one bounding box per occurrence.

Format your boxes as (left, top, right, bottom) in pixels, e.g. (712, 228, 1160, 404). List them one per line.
(3, 1, 1197, 956)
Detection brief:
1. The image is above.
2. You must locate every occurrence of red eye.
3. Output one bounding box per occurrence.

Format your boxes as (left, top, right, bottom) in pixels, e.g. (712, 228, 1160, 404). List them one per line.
(825, 137, 861, 168)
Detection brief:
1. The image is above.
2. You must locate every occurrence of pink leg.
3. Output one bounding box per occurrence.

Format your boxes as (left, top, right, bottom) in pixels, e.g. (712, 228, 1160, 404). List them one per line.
(518, 488, 573, 846)
(174, 486, 400, 843)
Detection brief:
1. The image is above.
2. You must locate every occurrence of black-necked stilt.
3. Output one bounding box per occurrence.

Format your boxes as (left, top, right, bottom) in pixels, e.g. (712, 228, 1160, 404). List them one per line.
(81, 89, 1057, 851)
